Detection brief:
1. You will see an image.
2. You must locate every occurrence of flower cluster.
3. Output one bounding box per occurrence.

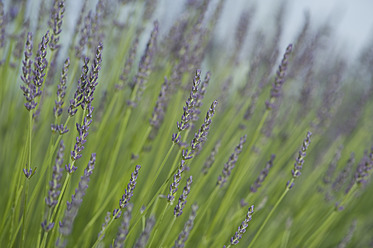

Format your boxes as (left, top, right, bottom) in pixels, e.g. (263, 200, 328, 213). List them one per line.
(149, 77, 169, 130)
(174, 204, 198, 248)
(58, 153, 96, 247)
(265, 44, 293, 110)
(51, 57, 70, 134)
(174, 176, 193, 217)
(67, 106, 93, 171)
(229, 205, 254, 245)
(49, 0, 65, 51)
(287, 131, 312, 189)
(68, 57, 90, 117)
(192, 71, 211, 123)
(168, 160, 186, 204)
(113, 165, 141, 218)
(217, 135, 247, 188)
(201, 140, 221, 175)
(131, 20, 159, 105)
(250, 154, 276, 193)
(113, 203, 133, 248)
(173, 69, 202, 138)
(20, 31, 50, 111)
(134, 216, 156, 248)
(45, 140, 65, 208)
(189, 100, 218, 153)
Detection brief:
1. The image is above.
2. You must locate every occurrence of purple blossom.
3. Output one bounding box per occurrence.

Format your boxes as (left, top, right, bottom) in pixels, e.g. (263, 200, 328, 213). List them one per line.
(57, 153, 96, 247)
(250, 154, 275, 193)
(287, 131, 312, 189)
(174, 176, 193, 217)
(49, 0, 65, 51)
(265, 44, 293, 110)
(68, 57, 90, 117)
(117, 36, 139, 90)
(173, 69, 202, 141)
(168, 160, 186, 204)
(192, 71, 211, 124)
(131, 20, 159, 104)
(230, 205, 254, 245)
(134, 216, 155, 248)
(345, 147, 373, 194)
(45, 140, 65, 208)
(20, 32, 36, 111)
(114, 165, 141, 216)
(149, 77, 169, 129)
(217, 135, 247, 188)
(174, 204, 198, 248)
(190, 100, 218, 153)
(201, 140, 221, 175)
(75, 11, 92, 59)
(113, 203, 133, 248)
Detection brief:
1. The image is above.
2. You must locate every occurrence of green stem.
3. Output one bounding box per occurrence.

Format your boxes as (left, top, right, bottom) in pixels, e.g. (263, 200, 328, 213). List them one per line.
(248, 186, 290, 248)
(186, 187, 219, 246)
(159, 216, 176, 248)
(148, 204, 169, 247)
(304, 183, 359, 247)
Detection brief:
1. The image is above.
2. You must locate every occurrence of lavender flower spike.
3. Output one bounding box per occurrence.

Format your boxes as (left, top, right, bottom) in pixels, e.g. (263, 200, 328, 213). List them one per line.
(113, 203, 133, 248)
(173, 69, 202, 142)
(45, 140, 65, 208)
(168, 160, 186, 204)
(217, 135, 247, 188)
(192, 71, 211, 123)
(113, 165, 141, 218)
(230, 205, 254, 245)
(250, 154, 275, 193)
(131, 20, 159, 105)
(42, 140, 65, 232)
(265, 44, 293, 110)
(32, 30, 50, 98)
(174, 204, 198, 248)
(345, 147, 373, 194)
(20, 32, 36, 111)
(134, 216, 156, 248)
(174, 176, 193, 217)
(286, 131, 312, 189)
(190, 100, 218, 154)
(53, 57, 70, 118)
(201, 140, 221, 175)
(149, 77, 169, 130)
(68, 57, 89, 117)
(49, 0, 66, 51)
(57, 153, 96, 247)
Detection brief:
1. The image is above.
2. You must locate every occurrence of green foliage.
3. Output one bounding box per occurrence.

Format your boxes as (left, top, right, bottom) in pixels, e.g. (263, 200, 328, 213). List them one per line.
(0, 0, 372, 247)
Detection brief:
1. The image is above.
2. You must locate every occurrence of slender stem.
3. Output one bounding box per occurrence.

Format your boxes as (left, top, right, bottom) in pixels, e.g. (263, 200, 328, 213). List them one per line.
(159, 216, 176, 248)
(148, 204, 169, 247)
(21, 111, 33, 247)
(21, 179, 29, 248)
(248, 186, 290, 248)
(304, 183, 359, 247)
(45, 173, 71, 248)
(28, 111, 32, 170)
(186, 187, 219, 246)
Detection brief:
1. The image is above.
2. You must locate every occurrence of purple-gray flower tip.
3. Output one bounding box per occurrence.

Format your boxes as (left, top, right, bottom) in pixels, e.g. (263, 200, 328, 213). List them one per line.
(230, 205, 254, 245)
(174, 176, 193, 217)
(168, 160, 186, 204)
(287, 131, 312, 189)
(41, 220, 55, 232)
(23, 168, 33, 178)
(119, 165, 141, 209)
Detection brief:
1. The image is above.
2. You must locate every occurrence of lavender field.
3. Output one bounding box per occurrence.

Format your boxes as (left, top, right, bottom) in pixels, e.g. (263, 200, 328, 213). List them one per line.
(0, 0, 372, 247)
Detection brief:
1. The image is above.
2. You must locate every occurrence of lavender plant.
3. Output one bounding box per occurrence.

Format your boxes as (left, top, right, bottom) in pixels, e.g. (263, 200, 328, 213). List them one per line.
(1, 0, 373, 248)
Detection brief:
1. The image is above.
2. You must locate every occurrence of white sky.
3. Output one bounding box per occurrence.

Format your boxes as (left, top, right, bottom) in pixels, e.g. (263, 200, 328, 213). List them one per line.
(222, 0, 373, 58)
